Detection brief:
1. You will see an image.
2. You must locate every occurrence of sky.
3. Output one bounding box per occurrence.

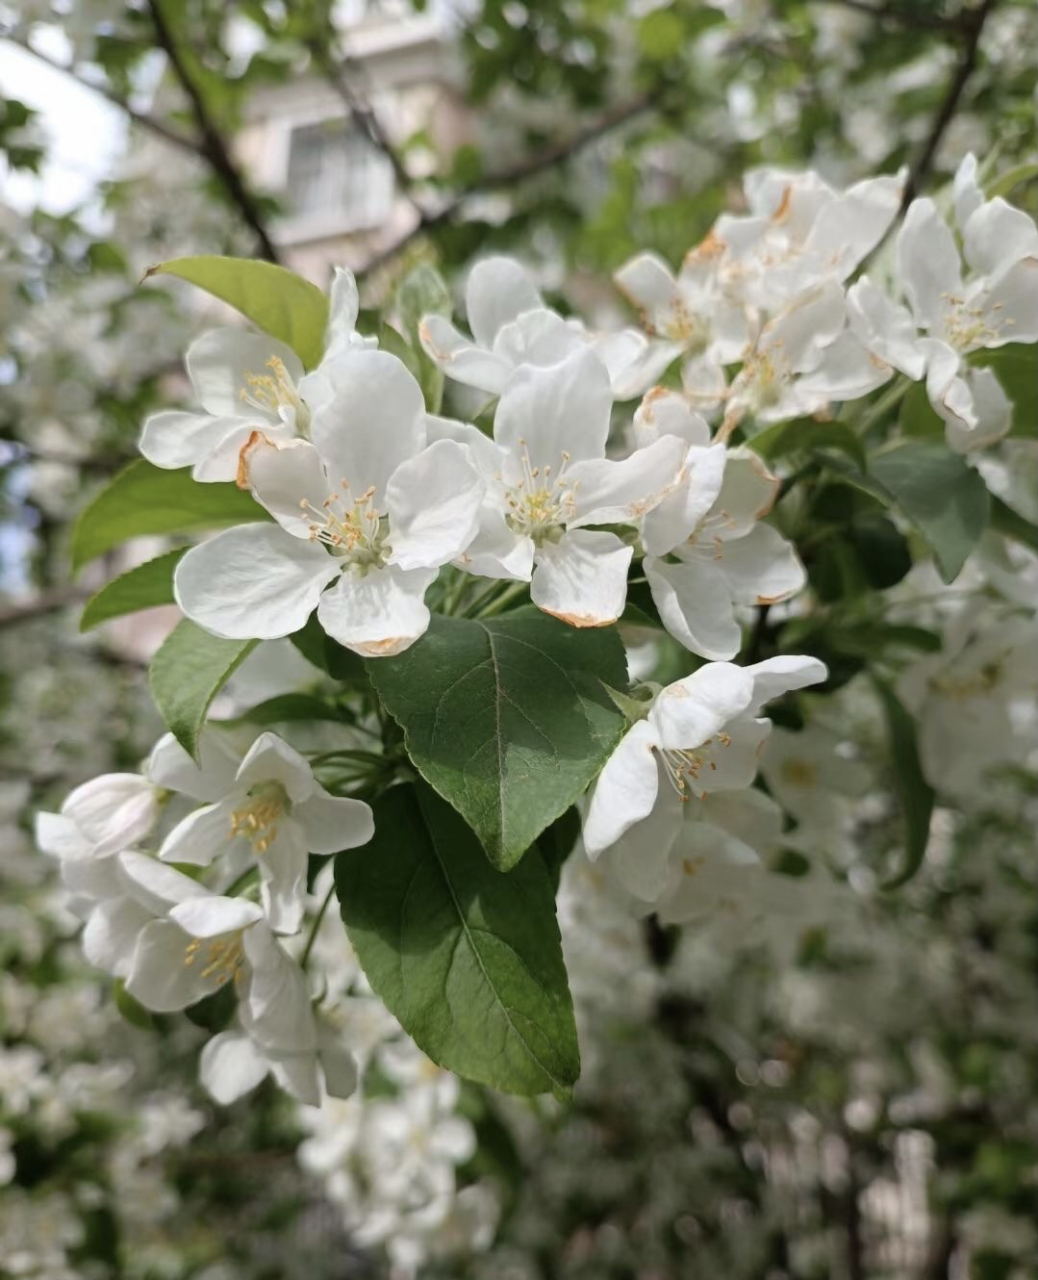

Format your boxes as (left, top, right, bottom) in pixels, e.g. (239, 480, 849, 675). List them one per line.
(0, 28, 124, 214)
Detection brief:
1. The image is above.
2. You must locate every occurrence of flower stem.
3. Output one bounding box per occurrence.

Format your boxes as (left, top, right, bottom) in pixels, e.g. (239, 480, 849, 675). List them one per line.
(300, 882, 336, 971)
(476, 581, 527, 619)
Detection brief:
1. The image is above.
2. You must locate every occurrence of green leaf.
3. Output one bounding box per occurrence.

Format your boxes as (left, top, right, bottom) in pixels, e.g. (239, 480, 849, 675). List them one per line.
(149, 619, 256, 759)
(868, 441, 990, 583)
(80, 549, 186, 631)
(72, 461, 265, 572)
(984, 161, 1038, 201)
(971, 345, 1038, 437)
(289, 614, 367, 683)
(873, 678, 934, 889)
(335, 782, 580, 1096)
(751, 416, 867, 471)
(366, 608, 628, 870)
(990, 495, 1038, 553)
(396, 263, 451, 414)
(236, 693, 346, 725)
(144, 255, 329, 369)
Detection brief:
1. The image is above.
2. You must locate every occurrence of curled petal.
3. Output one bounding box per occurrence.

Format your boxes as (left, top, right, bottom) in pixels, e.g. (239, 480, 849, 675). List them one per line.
(530, 530, 632, 628)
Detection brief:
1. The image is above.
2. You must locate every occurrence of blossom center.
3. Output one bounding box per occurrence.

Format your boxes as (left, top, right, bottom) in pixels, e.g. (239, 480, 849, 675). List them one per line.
(660, 733, 732, 800)
(504, 442, 578, 544)
(183, 934, 246, 982)
(301, 481, 390, 569)
(941, 295, 1004, 353)
(240, 356, 310, 432)
(659, 301, 709, 352)
(687, 507, 737, 560)
(230, 781, 289, 855)
(781, 758, 818, 788)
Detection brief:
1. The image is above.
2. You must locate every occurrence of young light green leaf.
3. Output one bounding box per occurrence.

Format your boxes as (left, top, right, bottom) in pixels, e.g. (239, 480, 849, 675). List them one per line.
(80, 548, 186, 631)
(396, 262, 451, 413)
(144, 255, 329, 369)
(750, 416, 867, 470)
(873, 677, 935, 889)
(868, 440, 990, 583)
(335, 782, 580, 1096)
(990, 495, 1038, 553)
(72, 461, 266, 571)
(971, 346, 1037, 438)
(365, 608, 628, 871)
(149, 619, 256, 759)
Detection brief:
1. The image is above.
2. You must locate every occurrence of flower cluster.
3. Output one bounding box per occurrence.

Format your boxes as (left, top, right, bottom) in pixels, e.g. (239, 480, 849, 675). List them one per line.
(32, 152, 1037, 1170)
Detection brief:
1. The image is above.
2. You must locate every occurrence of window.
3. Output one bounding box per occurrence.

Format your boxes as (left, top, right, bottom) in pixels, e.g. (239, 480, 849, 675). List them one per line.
(285, 119, 395, 231)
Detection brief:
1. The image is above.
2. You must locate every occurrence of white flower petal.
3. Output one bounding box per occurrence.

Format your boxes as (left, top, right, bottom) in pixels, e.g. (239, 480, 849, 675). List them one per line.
(139, 410, 250, 474)
(645, 555, 741, 660)
(953, 153, 984, 231)
(594, 329, 678, 399)
(945, 367, 1013, 454)
(632, 388, 712, 449)
(794, 331, 892, 404)
(492, 308, 587, 370)
(62, 773, 159, 858)
(568, 435, 688, 527)
(962, 198, 1038, 280)
(386, 439, 484, 569)
(896, 199, 962, 329)
(530, 530, 632, 628)
(170, 894, 265, 939)
(760, 280, 847, 371)
(744, 655, 828, 715)
(308, 348, 426, 498)
(125, 918, 222, 1011)
(681, 354, 728, 414)
(979, 257, 1038, 347)
(157, 799, 241, 866)
(418, 315, 513, 395)
(711, 448, 781, 538)
(599, 785, 683, 903)
(82, 897, 154, 978)
(317, 564, 436, 657)
(241, 926, 317, 1052)
(187, 329, 303, 420)
(235, 732, 317, 803)
(641, 443, 728, 557)
(454, 505, 535, 581)
(582, 720, 661, 858)
(495, 347, 613, 468)
(200, 1029, 271, 1104)
(649, 662, 755, 751)
(696, 716, 771, 793)
(325, 266, 361, 356)
(921, 337, 975, 434)
(256, 820, 308, 936)
(147, 728, 244, 802)
(805, 170, 905, 278)
(192, 421, 293, 483)
(174, 524, 340, 641)
(298, 789, 375, 855)
(316, 1018, 360, 1100)
(465, 256, 542, 348)
(614, 251, 678, 319)
(846, 277, 926, 380)
(719, 522, 806, 606)
(269, 1052, 322, 1106)
(240, 436, 331, 538)
(35, 811, 93, 862)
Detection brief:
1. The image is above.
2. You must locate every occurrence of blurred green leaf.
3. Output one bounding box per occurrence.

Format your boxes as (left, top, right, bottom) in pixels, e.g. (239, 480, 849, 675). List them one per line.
(149, 619, 256, 759)
(80, 548, 186, 631)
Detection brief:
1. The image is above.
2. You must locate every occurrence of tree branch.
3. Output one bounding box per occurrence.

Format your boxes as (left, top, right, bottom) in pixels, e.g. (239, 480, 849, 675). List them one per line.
(357, 92, 656, 279)
(811, 0, 963, 33)
(0, 588, 89, 628)
(0, 33, 201, 159)
(144, 0, 282, 263)
(901, 0, 998, 209)
(307, 38, 425, 220)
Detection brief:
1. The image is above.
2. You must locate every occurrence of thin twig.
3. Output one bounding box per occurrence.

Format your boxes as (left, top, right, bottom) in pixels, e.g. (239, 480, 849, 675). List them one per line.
(144, 0, 281, 263)
(357, 92, 656, 279)
(307, 38, 425, 220)
(901, 0, 998, 210)
(811, 0, 962, 33)
(0, 33, 201, 158)
(0, 588, 89, 628)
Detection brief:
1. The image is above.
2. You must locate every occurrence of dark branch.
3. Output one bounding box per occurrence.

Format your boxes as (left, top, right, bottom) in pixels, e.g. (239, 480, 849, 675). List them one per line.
(901, 0, 998, 209)
(144, 0, 281, 263)
(1, 33, 201, 158)
(811, 0, 963, 33)
(0, 588, 89, 628)
(357, 92, 655, 279)
(307, 38, 425, 220)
